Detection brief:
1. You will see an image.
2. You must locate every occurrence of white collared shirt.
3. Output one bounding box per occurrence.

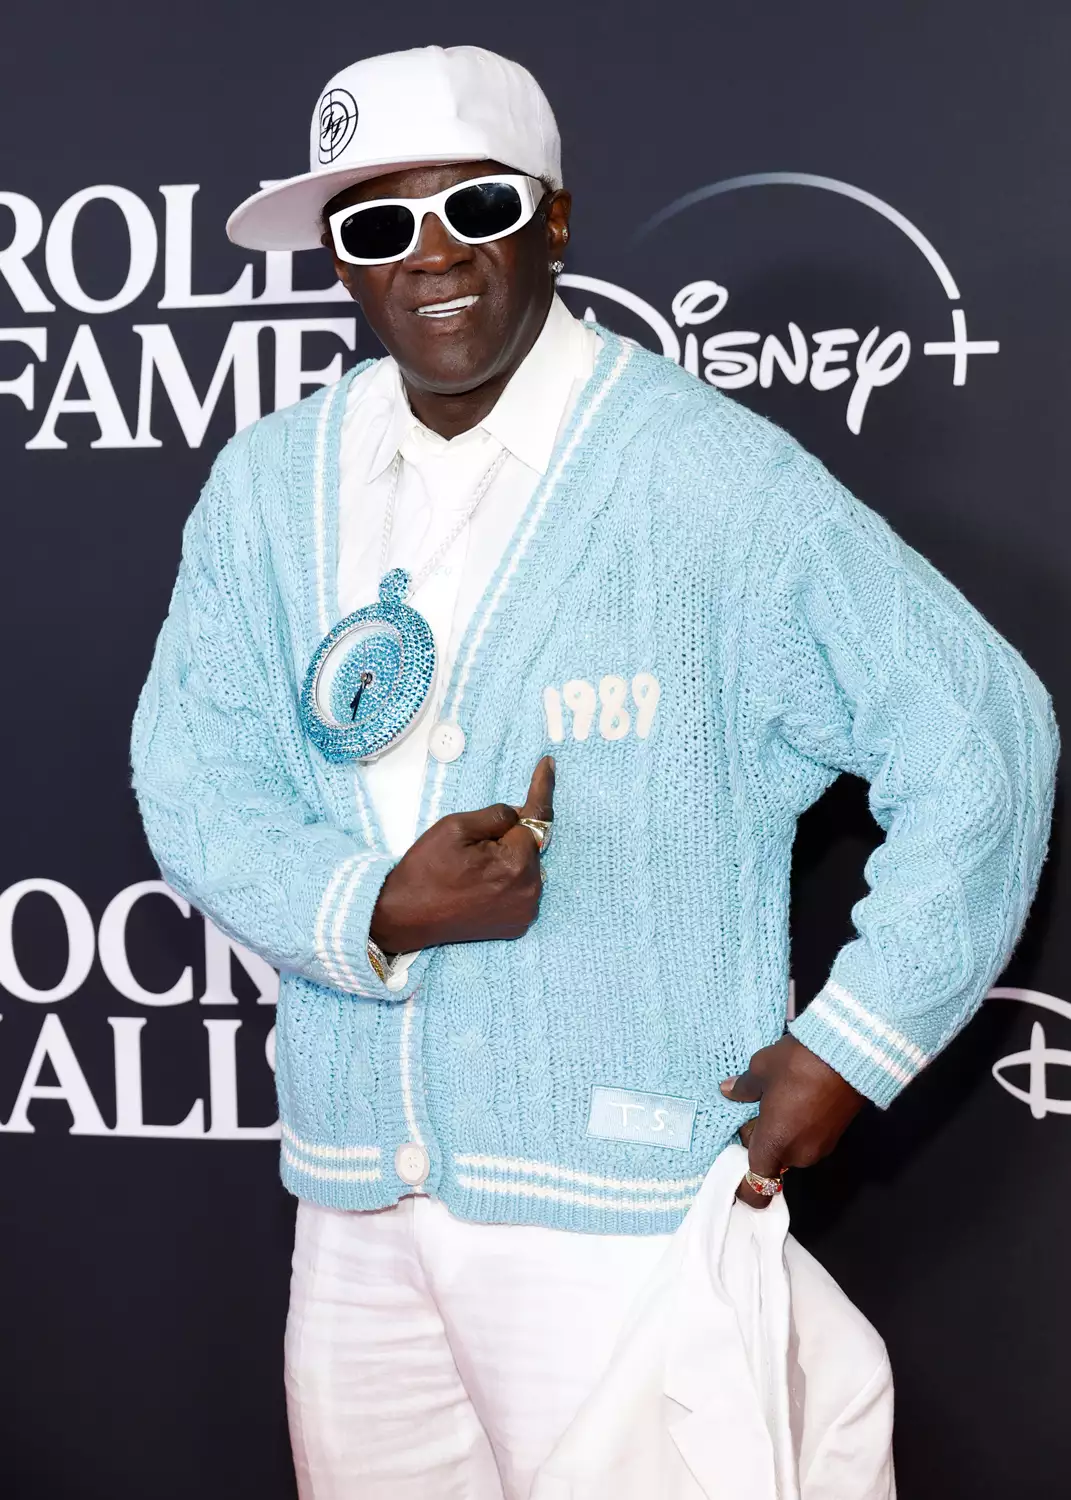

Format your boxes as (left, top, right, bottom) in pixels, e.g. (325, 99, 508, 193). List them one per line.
(337, 295, 599, 857)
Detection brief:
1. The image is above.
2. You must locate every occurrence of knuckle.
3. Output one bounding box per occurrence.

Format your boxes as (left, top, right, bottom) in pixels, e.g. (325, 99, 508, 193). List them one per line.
(749, 1134, 785, 1169)
(488, 860, 519, 896)
(506, 848, 534, 885)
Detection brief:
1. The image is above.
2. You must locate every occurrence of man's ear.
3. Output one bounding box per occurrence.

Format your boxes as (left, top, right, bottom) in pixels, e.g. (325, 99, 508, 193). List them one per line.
(544, 189, 572, 257)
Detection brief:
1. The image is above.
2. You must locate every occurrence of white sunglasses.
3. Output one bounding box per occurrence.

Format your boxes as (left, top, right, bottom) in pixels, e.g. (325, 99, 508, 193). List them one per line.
(327, 173, 545, 266)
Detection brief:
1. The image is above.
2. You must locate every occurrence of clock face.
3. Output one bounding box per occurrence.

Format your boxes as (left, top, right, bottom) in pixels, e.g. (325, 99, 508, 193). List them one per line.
(300, 570, 436, 764)
(314, 620, 405, 731)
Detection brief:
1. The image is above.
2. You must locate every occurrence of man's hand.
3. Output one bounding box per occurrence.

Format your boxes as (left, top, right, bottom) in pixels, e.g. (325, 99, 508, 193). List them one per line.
(369, 756, 554, 954)
(720, 1034, 865, 1208)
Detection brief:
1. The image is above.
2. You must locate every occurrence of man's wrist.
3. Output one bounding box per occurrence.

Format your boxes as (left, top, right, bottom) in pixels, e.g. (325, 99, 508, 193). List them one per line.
(369, 867, 412, 954)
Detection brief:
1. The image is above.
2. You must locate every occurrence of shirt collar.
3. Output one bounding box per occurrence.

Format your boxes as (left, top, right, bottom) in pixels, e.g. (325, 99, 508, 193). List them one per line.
(365, 363, 419, 482)
(480, 294, 589, 476)
(365, 294, 590, 482)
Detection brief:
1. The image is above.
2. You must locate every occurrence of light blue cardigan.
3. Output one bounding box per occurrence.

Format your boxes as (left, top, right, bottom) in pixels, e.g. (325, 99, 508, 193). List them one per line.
(131, 331, 1057, 1233)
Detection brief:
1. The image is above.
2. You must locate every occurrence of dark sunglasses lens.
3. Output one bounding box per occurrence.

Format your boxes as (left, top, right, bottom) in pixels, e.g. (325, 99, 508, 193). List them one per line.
(445, 181, 525, 241)
(338, 203, 416, 261)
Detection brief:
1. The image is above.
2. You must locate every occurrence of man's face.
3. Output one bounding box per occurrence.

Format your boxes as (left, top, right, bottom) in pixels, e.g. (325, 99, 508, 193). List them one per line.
(322, 160, 571, 398)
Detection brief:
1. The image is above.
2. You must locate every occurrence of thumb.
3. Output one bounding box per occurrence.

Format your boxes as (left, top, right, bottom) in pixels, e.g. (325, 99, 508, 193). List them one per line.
(455, 801, 520, 843)
(519, 755, 555, 822)
(720, 1068, 764, 1104)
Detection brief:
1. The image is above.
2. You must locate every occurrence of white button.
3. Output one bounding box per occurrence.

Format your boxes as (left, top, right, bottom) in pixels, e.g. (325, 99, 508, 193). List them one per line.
(395, 1142, 430, 1186)
(385, 966, 409, 993)
(428, 721, 465, 763)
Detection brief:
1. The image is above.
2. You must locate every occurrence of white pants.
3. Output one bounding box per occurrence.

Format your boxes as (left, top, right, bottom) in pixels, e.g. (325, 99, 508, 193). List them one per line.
(284, 1195, 673, 1500)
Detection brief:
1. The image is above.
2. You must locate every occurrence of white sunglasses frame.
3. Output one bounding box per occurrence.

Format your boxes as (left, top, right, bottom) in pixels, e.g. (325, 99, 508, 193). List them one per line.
(326, 173, 545, 267)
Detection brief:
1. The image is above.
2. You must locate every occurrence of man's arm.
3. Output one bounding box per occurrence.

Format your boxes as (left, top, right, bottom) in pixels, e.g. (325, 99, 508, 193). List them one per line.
(724, 446, 1058, 1201)
(130, 441, 548, 999)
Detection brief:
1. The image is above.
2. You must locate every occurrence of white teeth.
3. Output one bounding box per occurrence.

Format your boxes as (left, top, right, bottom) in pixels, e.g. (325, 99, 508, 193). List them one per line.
(415, 294, 479, 317)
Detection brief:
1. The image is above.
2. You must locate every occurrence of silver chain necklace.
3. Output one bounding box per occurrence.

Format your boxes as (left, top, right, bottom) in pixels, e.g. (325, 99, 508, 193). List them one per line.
(378, 447, 509, 597)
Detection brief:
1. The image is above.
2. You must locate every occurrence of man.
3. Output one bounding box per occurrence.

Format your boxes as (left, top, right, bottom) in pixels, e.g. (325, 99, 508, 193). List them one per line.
(131, 43, 1056, 1500)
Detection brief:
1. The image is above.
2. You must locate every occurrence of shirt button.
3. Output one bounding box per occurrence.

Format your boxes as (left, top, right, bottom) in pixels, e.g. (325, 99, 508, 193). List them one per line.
(428, 721, 465, 763)
(395, 1142, 430, 1186)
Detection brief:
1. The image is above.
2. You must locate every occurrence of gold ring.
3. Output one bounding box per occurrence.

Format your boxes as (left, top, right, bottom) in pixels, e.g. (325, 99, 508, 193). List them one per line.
(744, 1168, 783, 1198)
(518, 816, 553, 854)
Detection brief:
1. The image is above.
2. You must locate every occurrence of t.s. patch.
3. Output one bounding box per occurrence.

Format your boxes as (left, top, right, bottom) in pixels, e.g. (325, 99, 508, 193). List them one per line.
(586, 1085, 697, 1150)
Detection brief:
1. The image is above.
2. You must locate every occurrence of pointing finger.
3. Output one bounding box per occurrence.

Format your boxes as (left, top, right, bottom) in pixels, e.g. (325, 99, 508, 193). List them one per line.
(520, 756, 555, 823)
(499, 755, 555, 867)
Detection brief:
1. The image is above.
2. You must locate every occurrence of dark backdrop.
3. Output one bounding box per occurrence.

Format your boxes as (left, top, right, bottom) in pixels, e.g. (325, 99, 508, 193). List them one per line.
(1, 4, 1068, 1497)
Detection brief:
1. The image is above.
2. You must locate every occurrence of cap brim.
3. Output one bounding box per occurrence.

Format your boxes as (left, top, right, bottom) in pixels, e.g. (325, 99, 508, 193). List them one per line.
(226, 155, 492, 251)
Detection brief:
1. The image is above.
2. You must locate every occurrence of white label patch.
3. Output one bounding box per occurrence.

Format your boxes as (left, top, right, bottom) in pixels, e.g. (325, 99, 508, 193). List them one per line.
(586, 1086, 697, 1151)
(543, 673, 661, 743)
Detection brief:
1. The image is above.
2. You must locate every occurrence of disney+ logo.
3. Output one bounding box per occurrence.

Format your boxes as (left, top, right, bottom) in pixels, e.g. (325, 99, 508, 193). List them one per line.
(990, 988, 1071, 1119)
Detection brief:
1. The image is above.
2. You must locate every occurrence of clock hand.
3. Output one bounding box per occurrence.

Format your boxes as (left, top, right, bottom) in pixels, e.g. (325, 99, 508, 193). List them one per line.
(350, 671, 374, 721)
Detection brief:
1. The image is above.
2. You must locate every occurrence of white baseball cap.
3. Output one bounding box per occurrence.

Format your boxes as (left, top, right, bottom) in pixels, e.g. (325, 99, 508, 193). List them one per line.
(226, 45, 562, 252)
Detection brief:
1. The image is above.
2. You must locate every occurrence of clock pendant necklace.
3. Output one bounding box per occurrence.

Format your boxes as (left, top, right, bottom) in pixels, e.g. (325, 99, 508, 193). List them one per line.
(300, 447, 508, 764)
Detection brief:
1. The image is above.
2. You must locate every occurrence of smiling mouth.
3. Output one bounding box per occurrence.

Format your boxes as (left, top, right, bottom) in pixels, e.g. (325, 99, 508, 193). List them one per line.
(414, 294, 480, 318)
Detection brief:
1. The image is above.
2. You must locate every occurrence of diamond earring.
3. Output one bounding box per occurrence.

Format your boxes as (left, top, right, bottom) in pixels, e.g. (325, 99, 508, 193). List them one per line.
(550, 259, 565, 276)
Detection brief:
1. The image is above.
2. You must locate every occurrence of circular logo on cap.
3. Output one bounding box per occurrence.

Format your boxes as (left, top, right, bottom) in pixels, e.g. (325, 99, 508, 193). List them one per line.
(318, 88, 358, 165)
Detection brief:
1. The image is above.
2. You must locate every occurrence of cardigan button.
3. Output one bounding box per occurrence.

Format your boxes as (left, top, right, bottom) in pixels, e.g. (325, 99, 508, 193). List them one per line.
(428, 720, 465, 763)
(395, 1142, 430, 1186)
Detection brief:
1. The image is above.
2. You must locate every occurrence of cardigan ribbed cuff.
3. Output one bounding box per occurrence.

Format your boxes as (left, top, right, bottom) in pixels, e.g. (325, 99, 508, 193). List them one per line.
(789, 979, 929, 1108)
(313, 851, 426, 1001)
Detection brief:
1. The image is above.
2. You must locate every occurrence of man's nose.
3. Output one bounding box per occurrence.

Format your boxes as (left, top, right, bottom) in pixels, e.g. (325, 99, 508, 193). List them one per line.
(403, 211, 473, 273)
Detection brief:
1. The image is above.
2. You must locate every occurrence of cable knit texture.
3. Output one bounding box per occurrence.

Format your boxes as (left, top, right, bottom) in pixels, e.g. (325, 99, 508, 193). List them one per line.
(131, 330, 1058, 1233)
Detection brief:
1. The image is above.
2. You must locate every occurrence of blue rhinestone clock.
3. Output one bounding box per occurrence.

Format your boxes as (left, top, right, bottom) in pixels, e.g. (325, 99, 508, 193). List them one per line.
(299, 568, 435, 764)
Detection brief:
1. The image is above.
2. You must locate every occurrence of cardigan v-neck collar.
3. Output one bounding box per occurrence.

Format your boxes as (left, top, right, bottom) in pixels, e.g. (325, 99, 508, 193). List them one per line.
(299, 327, 638, 854)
